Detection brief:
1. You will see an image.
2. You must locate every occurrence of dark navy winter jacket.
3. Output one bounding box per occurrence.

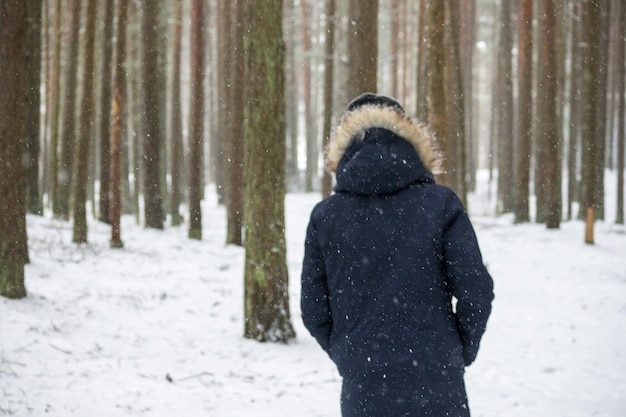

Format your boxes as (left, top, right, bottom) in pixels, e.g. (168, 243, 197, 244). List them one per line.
(301, 102, 494, 382)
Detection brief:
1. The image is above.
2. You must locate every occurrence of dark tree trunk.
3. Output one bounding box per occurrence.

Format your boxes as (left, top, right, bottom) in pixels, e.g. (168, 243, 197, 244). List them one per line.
(54, 0, 81, 220)
(539, 0, 562, 229)
(243, 0, 295, 343)
(169, 0, 184, 227)
(226, 0, 245, 246)
(141, 0, 164, 230)
(425, 0, 447, 185)
(72, 0, 97, 243)
(443, 1, 467, 206)
(496, 0, 515, 214)
(616, 0, 625, 225)
(345, 0, 378, 98)
(110, 0, 128, 248)
(25, 0, 43, 215)
(321, 0, 335, 198)
(580, 0, 601, 243)
(188, 0, 205, 240)
(514, 0, 533, 224)
(0, 1, 28, 299)
(98, 0, 114, 224)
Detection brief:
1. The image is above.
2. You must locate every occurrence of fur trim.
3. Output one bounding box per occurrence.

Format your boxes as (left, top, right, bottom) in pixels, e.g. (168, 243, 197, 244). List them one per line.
(325, 105, 443, 175)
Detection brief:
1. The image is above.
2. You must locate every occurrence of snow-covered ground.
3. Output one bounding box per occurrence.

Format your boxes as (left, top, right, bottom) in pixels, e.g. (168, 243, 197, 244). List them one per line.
(2, 174, 626, 417)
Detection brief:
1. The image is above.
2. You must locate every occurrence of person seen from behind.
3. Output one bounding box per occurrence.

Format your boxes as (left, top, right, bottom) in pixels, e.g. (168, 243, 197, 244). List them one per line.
(301, 93, 494, 417)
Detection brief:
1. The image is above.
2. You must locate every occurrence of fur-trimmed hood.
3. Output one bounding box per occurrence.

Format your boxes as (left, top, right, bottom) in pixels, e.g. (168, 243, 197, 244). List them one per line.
(325, 100, 443, 195)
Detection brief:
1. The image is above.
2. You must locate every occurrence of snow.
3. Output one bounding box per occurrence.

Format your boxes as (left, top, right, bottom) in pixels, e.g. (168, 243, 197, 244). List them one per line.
(2, 173, 626, 417)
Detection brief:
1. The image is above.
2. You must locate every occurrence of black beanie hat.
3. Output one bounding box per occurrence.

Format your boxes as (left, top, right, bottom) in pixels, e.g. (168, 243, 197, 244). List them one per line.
(345, 92, 404, 113)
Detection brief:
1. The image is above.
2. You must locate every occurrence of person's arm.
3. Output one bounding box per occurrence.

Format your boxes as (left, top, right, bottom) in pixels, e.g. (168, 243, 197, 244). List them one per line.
(300, 214, 332, 352)
(442, 192, 494, 366)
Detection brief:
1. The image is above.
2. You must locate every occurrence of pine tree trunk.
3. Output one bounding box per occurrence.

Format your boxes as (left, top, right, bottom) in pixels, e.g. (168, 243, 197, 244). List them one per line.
(345, 0, 378, 98)
(616, 0, 625, 225)
(321, 0, 335, 198)
(226, 0, 245, 246)
(425, 0, 447, 185)
(243, 0, 295, 343)
(443, 1, 467, 206)
(169, 0, 184, 227)
(25, 0, 43, 215)
(48, 0, 62, 213)
(0, 1, 28, 299)
(141, 0, 164, 230)
(98, 0, 114, 224)
(580, 0, 601, 242)
(54, 0, 81, 220)
(540, 0, 561, 229)
(72, 0, 97, 243)
(496, 1, 515, 214)
(567, 0, 581, 221)
(188, 0, 205, 240)
(110, 0, 128, 248)
(514, 0, 533, 223)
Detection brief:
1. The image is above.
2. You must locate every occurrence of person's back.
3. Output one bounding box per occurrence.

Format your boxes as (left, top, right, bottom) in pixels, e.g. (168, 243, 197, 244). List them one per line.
(301, 93, 494, 416)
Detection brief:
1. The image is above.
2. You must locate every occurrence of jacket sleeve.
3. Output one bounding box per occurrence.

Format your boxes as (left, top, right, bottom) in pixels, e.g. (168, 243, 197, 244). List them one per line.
(442, 192, 494, 366)
(300, 213, 333, 352)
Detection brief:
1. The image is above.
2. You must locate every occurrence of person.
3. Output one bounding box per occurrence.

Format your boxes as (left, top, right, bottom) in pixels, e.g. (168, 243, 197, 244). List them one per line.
(300, 93, 494, 417)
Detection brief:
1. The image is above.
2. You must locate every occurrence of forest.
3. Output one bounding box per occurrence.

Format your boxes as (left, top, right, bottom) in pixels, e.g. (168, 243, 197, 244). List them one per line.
(1, 0, 625, 343)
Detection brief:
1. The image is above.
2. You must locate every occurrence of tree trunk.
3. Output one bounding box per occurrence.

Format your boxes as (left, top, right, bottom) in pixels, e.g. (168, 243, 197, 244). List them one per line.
(48, 0, 62, 214)
(243, 0, 296, 343)
(141, 0, 164, 230)
(321, 0, 335, 198)
(496, 0, 515, 214)
(54, 0, 81, 220)
(539, 0, 561, 229)
(616, 0, 625, 225)
(226, 0, 245, 246)
(514, 0, 533, 224)
(188, 0, 205, 240)
(110, 0, 129, 248)
(345, 0, 378, 98)
(284, 0, 299, 184)
(98, 0, 114, 224)
(415, 0, 428, 121)
(443, 1, 467, 206)
(567, 0, 581, 220)
(0, 1, 28, 299)
(425, 0, 447, 185)
(168, 0, 184, 227)
(580, 0, 601, 243)
(25, 0, 43, 215)
(72, 0, 97, 243)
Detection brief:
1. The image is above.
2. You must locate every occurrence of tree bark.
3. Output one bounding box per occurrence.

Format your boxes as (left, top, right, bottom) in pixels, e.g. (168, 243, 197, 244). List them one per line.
(98, 0, 115, 224)
(141, 0, 164, 229)
(616, 0, 625, 225)
(110, 0, 129, 248)
(496, 0, 515, 214)
(169, 0, 184, 227)
(579, 0, 601, 242)
(226, 0, 245, 246)
(243, 0, 296, 343)
(72, 0, 97, 243)
(345, 0, 378, 98)
(188, 0, 205, 240)
(54, 0, 81, 220)
(514, 0, 533, 223)
(425, 0, 447, 185)
(0, 1, 28, 299)
(321, 0, 335, 198)
(25, 0, 43, 215)
(444, 1, 467, 206)
(539, 0, 562, 229)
